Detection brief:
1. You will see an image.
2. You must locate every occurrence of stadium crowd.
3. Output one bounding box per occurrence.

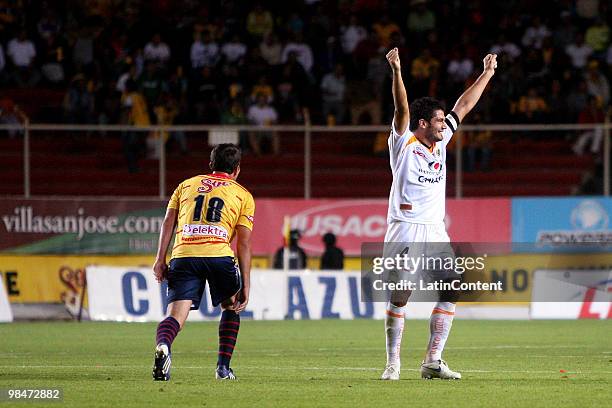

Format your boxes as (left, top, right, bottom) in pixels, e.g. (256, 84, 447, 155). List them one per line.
(0, 0, 610, 131)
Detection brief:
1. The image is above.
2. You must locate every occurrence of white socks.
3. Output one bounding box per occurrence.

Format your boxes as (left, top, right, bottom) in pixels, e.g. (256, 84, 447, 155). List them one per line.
(425, 302, 456, 363)
(385, 302, 405, 366)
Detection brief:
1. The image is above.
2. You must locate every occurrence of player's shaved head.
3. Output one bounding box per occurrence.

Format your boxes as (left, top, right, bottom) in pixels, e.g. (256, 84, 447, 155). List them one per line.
(409, 97, 445, 132)
(210, 143, 241, 174)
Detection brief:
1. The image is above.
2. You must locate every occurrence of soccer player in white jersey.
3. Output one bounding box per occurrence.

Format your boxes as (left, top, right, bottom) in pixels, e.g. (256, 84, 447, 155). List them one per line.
(381, 48, 497, 380)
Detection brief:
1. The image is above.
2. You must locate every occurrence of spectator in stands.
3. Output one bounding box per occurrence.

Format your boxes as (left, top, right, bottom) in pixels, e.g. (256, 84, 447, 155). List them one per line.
(585, 60, 610, 107)
(521, 16, 551, 50)
(340, 15, 367, 55)
(121, 79, 149, 173)
(489, 34, 521, 62)
(72, 26, 94, 70)
(315, 36, 343, 78)
(463, 112, 492, 172)
(347, 76, 382, 125)
(372, 14, 401, 49)
(516, 86, 548, 123)
(247, 93, 279, 155)
(446, 49, 474, 96)
(244, 46, 269, 87)
(39, 33, 66, 85)
(259, 32, 282, 66)
(250, 75, 274, 105)
(565, 33, 593, 70)
(153, 92, 187, 157)
(282, 34, 314, 74)
(286, 12, 304, 36)
(321, 63, 346, 125)
(190, 31, 219, 70)
(220, 99, 249, 150)
(585, 17, 610, 59)
(576, 0, 599, 20)
(275, 68, 302, 124)
(0, 97, 24, 137)
(139, 61, 165, 116)
(273, 229, 307, 270)
(63, 74, 95, 124)
(143, 33, 171, 69)
(573, 95, 606, 155)
(221, 33, 248, 65)
(7, 29, 39, 86)
(246, 3, 274, 41)
(566, 80, 590, 121)
(546, 79, 568, 123)
(552, 11, 576, 50)
(406, 0, 436, 41)
(37, 8, 61, 40)
(411, 49, 439, 98)
(116, 64, 139, 93)
(320, 232, 344, 270)
(191, 66, 220, 123)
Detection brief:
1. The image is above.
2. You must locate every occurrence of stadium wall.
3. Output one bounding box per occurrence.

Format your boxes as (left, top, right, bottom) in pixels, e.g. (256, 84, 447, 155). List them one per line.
(1, 197, 610, 320)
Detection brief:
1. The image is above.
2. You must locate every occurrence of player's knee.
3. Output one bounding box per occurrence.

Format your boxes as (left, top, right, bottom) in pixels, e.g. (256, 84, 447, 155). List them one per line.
(220, 297, 235, 311)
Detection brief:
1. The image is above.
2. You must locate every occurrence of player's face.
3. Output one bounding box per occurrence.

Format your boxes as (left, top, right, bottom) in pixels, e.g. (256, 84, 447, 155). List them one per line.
(427, 110, 446, 142)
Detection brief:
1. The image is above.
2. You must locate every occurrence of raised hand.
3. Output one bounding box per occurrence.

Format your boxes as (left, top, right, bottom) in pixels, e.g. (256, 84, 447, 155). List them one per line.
(483, 53, 497, 74)
(386, 47, 401, 71)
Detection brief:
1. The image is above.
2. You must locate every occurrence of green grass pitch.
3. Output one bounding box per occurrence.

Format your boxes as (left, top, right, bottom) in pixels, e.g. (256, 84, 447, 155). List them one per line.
(0, 320, 610, 407)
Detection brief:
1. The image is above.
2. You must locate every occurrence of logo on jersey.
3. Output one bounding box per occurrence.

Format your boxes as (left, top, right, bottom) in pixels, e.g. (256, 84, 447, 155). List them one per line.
(413, 149, 427, 160)
(428, 161, 443, 172)
(198, 178, 231, 193)
(245, 215, 254, 223)
(182, 223, 229, 239)
(418, 175, 444, 183)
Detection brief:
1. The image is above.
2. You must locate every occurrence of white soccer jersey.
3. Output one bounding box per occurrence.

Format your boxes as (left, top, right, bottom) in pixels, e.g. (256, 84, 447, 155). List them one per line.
(386, 112, 460, 224)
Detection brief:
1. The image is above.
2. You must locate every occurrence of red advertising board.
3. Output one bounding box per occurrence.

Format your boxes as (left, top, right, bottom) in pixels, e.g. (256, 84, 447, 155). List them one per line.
(253, 198, 511, 255)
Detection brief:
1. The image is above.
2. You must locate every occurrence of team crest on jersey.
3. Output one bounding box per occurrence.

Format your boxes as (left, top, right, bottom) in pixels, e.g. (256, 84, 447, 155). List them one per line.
(428, 161, 443, 172)
(198, 178, 231, 193)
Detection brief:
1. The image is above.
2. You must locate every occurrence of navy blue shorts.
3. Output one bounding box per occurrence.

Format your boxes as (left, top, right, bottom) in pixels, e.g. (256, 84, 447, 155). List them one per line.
(167, 257, 242, 309)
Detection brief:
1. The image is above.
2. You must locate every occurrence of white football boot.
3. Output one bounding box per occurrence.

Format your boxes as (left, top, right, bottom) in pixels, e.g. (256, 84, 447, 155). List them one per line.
(381, 363, 400, 380)
(420, 360, 461, 380)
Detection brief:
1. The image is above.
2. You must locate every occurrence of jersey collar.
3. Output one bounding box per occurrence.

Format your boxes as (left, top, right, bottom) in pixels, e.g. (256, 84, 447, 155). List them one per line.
(210, 172, 233, 179)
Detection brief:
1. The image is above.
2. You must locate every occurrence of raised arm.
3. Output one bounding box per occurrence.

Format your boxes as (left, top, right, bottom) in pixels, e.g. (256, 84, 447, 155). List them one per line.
(386, 47, 409, 135)
(451, 54, 497, 122)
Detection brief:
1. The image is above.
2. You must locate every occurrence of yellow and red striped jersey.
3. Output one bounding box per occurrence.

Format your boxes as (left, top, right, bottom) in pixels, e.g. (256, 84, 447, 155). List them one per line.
(167, 173, 255, 259)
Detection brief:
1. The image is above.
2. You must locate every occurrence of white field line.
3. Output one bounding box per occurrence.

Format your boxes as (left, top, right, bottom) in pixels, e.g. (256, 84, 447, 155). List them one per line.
(0, 365, 611, 375)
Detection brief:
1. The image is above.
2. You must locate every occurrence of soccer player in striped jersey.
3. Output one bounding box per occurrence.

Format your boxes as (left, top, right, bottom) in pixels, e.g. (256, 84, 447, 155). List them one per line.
(152, 143, 255, 381)
(381, 48, 497, 380)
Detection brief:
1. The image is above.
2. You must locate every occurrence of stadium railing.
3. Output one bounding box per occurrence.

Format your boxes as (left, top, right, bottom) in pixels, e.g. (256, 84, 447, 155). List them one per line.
(0, 121, 610, 198)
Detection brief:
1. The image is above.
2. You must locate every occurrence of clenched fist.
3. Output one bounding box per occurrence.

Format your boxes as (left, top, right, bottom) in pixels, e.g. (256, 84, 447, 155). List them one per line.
(386, 47, 401, 72)
(483, 53, 497, 74)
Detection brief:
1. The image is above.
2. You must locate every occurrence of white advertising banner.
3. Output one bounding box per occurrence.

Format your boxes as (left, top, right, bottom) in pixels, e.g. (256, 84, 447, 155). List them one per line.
(0, 278, 14, 322)
(86, 266, 445, 321)
(530, 270, 611, 319)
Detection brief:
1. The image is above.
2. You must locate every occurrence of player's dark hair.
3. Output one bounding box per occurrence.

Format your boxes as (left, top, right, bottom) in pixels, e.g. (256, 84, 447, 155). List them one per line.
(210, 143, 241, 173)
(409, 97, 445, 131)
